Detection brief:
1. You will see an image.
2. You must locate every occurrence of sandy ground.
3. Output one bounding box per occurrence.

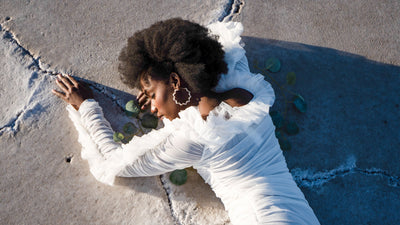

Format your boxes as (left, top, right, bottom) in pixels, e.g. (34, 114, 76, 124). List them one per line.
(1, 0, 399, 224)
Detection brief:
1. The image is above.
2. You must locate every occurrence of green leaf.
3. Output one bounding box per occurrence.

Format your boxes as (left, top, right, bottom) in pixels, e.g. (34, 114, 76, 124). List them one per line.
(269, 111, 284, 128)
(169, 169, 188, 185)
(265, 57, 281, 73)
(122, 134, 134, 144)
(293, 94, 307, 113)
(141, 113, 159, 129)
(125, 111, 136, 117)
(113, 132, 124, 142)
(284, 121, 299, 135)
(123, 122, 137, 135)
(278, 137, 292, 151)
(125, 100, 140, 118)
(286, 72, 296, 85)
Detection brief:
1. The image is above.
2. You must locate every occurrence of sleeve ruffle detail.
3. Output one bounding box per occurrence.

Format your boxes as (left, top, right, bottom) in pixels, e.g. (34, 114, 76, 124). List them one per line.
(176, 22, 276, 152)
(207, 21, 245, 75)
(67, 102, 124, 185)
(67, 99, 177, 186)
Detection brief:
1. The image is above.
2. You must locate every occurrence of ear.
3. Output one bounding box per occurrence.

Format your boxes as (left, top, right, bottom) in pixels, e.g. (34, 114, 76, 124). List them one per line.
(169, 72, 181, 89)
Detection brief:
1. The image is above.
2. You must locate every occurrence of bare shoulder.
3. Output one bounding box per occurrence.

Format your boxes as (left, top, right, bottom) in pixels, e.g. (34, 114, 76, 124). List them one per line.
(221, 88, 254, 107)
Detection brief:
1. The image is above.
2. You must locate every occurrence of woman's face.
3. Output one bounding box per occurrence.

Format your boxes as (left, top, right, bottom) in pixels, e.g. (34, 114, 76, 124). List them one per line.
(140, 76, 180, 121)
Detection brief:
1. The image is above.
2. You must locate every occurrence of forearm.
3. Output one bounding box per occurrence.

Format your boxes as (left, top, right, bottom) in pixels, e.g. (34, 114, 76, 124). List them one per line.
(77, 99, 121, 157)
(118, 137, 202, 177)
(67, 99, 203, 183)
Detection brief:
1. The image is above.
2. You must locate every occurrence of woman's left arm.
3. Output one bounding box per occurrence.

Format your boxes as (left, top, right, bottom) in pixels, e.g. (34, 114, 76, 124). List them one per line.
(67, 98, 203, 185)
(53, 75, 203, 185)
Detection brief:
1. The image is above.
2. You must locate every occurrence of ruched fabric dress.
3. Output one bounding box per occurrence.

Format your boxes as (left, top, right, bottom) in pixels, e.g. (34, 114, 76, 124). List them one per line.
(67, 22, 320, 225)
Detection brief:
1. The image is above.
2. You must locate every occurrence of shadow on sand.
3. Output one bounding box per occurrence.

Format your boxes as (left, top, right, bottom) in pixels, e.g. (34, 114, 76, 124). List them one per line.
(242, 36, 400, 225)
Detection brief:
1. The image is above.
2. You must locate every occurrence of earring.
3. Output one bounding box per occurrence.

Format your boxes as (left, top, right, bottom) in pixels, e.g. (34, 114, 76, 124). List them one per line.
(173, 87, 191, 106)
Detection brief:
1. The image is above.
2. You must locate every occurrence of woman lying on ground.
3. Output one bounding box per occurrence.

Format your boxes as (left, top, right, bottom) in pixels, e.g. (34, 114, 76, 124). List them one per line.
(52, 18, 320, 225)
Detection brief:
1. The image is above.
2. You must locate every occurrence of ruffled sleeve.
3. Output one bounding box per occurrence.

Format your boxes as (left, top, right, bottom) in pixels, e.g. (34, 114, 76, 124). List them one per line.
(67, 99, 203, 185)
(207, 22, 275, 107)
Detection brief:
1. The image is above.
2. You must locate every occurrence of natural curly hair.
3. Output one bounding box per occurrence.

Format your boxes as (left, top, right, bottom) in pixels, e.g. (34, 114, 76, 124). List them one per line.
(118, 18, 227, 94)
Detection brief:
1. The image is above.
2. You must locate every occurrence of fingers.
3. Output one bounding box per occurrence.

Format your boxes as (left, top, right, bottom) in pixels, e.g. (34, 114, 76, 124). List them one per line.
(142, 99, 151, 110)
(53, 74, 79, 99)
(136, 91, 144, 100)
(137, 92, 150, 109)
(137, 93, 147, 104)
(57, 74, 76, 91)
(55, 79, 69, 93)
(52, 74, 90, 110)
(54, 74, 82, 93)
(51, 89, 65, 99)
(66, 74, 79, 87)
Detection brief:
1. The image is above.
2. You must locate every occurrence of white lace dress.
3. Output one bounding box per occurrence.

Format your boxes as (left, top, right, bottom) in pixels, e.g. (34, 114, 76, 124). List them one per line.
(67, 22, 320, 225)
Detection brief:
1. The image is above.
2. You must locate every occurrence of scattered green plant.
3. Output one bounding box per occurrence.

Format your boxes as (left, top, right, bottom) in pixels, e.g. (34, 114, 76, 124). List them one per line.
(254, 57, 307, 151)
(113, 132, 125, 143)
(169, 169, 188, 185)
(113, 100, 158, 142)
(113, 98, 188, 185)
(141, 114, 159, 129)
(125, 100, 141, 117)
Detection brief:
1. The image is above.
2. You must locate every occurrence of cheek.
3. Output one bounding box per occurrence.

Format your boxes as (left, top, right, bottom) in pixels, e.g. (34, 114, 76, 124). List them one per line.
(154, 87, 172, 110)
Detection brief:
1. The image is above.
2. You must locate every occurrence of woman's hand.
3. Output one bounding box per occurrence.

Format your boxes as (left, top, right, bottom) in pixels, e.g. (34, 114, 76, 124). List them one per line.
(136, 91, 151, 110)
(52, 74, 94, 110)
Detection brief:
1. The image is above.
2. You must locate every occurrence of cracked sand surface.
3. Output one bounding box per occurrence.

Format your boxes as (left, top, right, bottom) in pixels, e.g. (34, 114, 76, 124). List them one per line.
(0, 1, 233, 224)
(0, 24, 176, 225)
(1, 0, 400, 224)
(291, 155, 400, 188)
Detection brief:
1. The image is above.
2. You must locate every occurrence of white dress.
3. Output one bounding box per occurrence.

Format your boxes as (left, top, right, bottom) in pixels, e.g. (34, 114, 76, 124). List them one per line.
(67, 22, 320, 225)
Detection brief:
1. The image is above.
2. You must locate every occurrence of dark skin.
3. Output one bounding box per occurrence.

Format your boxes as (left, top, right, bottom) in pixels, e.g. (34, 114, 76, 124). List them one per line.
(52, 73, 253, 121)
(52, 74, 93, 110)
(137, 73, 253, 120)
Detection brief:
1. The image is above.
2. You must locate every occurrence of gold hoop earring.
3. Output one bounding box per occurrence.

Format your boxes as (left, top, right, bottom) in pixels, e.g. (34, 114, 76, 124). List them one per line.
(173, 87, 191, 106)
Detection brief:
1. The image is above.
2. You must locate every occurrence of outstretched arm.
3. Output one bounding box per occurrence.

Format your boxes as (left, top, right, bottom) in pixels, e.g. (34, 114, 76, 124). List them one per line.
(53, 75, 202, 185)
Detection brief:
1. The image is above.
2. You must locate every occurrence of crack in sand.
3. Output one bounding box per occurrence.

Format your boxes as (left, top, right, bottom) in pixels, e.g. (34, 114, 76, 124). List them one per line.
(2, 24, 47, 73)
(291, 156, 400, 188)
(219, 0, 245, 22)
(160, 175, 182, 225)
(0, 25, 127, 135)
(2, 22, 180, 223)
(1, 0, 246, 134)
(1, 25, 126, 106)
(0, 110, 23, 135)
